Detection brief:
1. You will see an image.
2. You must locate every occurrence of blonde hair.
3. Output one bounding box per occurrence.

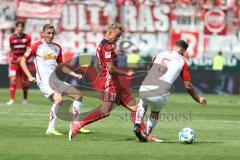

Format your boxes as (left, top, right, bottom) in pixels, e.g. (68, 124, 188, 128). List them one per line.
(42, 24, 55, 32)
(107, 23, 124, 33)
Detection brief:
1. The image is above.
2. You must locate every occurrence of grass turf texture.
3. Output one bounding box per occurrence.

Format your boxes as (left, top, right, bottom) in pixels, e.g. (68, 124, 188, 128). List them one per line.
(0, 89, 240, 160)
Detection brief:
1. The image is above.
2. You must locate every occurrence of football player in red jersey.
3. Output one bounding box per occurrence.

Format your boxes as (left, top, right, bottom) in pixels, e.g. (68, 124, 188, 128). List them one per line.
(69, 23, 159, 142)
(7, 21, 31, 105)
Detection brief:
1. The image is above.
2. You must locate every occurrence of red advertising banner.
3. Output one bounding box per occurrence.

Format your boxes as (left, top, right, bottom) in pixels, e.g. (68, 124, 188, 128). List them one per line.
(16, 0, 62, 19)
(204, 8, 227, 35)
(169, 30, 199, 58)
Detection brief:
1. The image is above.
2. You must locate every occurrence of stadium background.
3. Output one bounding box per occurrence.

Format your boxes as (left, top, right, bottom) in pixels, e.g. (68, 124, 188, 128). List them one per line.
(1, 1, 240, 159)
(0, 0, 240, 94)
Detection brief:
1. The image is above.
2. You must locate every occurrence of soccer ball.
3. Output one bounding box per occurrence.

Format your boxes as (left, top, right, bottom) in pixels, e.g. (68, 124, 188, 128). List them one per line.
(178, 128, 196, 144)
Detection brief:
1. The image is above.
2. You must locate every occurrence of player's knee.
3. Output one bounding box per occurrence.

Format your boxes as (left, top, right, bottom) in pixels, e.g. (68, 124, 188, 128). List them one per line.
(54, 97, 63, 105)
(10, 77, 17, 83)
(128, 105, 137, 112)
(73, 94, 82, 101)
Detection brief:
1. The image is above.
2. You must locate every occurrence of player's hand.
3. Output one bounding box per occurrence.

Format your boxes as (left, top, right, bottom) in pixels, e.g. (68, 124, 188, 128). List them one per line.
(28, 76, 36, 83)
(198, 96, 207, 105)
(126, 70, 135, 77)
(75, 74, 83, 80)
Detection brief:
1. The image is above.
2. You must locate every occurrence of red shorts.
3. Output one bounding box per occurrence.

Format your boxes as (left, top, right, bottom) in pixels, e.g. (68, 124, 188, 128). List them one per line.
(9, 64, 28, 79)
(96, 78, 133, 107)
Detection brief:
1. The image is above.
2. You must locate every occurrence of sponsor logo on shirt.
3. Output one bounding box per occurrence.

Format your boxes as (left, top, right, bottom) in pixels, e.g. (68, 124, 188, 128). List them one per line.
(105, 52, 111, 58)
(43, 53, 57, 60)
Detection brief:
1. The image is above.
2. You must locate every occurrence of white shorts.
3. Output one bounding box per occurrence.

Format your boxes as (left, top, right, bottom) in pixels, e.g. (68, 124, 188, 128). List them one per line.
(37, 80, 71, 98)
(141, 94, 169, 112)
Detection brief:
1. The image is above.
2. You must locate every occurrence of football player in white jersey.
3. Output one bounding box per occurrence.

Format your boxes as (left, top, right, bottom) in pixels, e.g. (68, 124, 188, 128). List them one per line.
(134, 40, 207, 142)
(20, 24, 89, 135)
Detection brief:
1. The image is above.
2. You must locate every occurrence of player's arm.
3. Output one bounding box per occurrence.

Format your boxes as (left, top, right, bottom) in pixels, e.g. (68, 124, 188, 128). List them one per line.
(20, 49, 36, 82)
(181, 61, 206, 105)
(60, 65, 83, 80)
(183, 81, 206, 104)
(106, 61, 134, 77)
(56, 48, 82, 80)
(104, 44, 134, 77)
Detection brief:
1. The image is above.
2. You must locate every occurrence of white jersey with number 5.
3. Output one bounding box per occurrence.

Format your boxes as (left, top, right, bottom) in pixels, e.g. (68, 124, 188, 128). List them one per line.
(139, 50, 191, 98)
(153, 50, 191, 84)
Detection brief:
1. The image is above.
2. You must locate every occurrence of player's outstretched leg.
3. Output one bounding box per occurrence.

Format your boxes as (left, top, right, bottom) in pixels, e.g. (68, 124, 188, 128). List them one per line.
(69, 102, 112, 140)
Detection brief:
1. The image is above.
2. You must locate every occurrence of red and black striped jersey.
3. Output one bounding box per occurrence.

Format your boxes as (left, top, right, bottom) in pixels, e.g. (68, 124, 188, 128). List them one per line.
(9, 33, 31, 65)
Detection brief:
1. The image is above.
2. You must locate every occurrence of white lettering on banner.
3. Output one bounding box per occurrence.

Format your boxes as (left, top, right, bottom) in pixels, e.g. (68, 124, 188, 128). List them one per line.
(120, 5, 137, 31)
(121, 5, 170, 32)
(103, 4, 117, 24)
(138, 5, 154, 32)
(61, 4, 169, 32)
(87, 6, 100, 25)
(78, 5, 90, 30)
(2, 3, 240, 65)
(62, 5, 77, 30)
(154, 5, 170, 32)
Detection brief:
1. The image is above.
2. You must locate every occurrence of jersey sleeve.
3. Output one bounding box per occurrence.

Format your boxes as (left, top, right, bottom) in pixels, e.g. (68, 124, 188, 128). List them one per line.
(56, 46, 63, 64)
(23, 42, 39, 60)
(181, 61, 191, 81)
(102, 44, 114, 62)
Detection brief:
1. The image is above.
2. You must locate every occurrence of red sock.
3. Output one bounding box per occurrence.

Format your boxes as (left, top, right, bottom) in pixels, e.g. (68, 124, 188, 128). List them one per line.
(131, 111, 145, 132)
(9, 83, 16, 101)
(76, 108, 108, 131)
(22, 85, 29, 100)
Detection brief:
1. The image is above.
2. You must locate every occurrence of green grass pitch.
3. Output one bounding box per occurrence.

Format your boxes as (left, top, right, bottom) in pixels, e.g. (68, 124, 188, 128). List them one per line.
(0, 89, 240, 160)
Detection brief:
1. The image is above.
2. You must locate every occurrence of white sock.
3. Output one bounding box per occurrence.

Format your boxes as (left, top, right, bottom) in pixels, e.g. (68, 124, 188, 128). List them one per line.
(47, 103, 59, 131)
(72, 100, 82, 122)
(144, 117, 158, 136)
(135, 99, 148, 124)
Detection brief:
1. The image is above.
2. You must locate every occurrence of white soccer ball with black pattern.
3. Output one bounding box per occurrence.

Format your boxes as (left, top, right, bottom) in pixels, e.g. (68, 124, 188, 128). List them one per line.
(178, 128, 196, 144)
